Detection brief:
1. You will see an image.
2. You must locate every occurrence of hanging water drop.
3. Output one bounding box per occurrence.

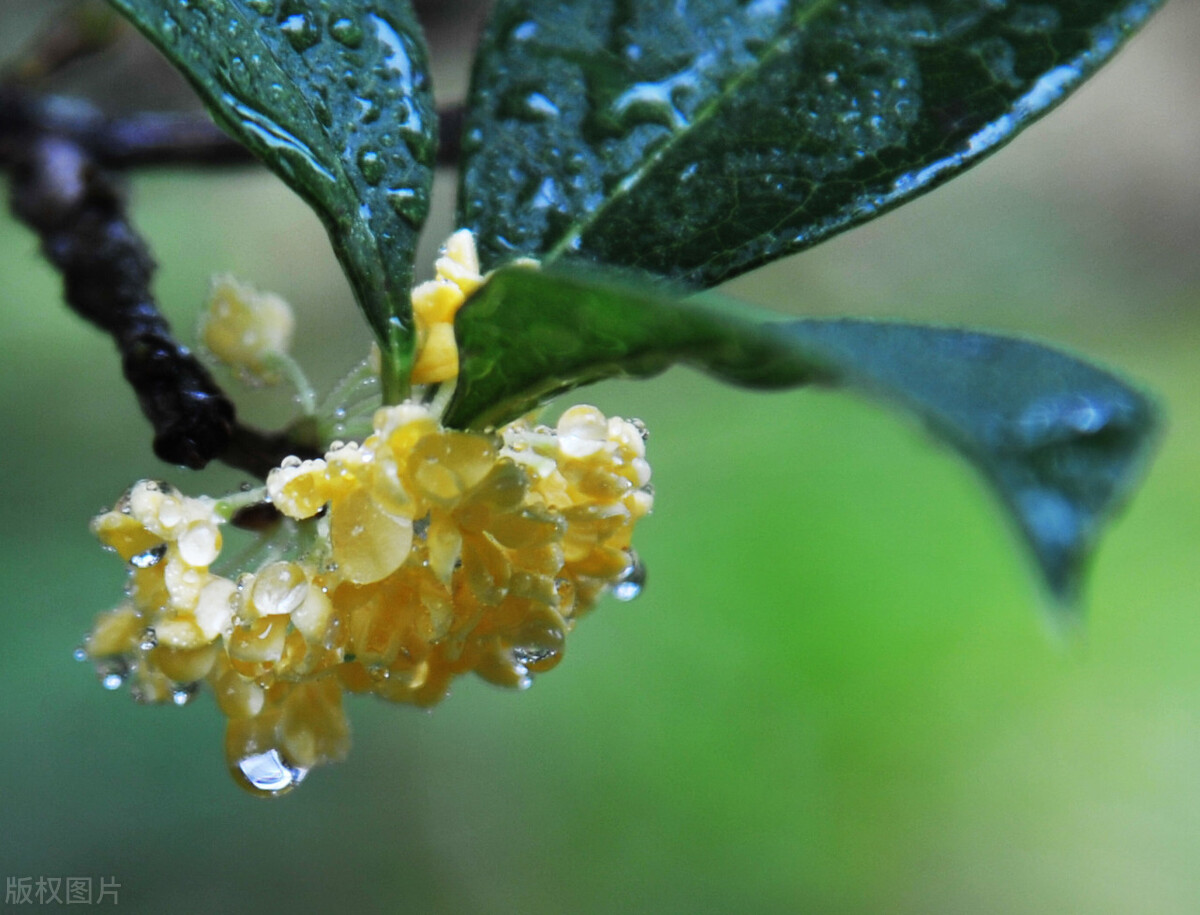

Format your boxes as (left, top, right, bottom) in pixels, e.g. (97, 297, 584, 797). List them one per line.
(139, 628, 158, 652)
(130, 544, 166, 569)
(172, 684, 199, 707)
(612, 551, 647, 602)
(233, 748, 309, 796)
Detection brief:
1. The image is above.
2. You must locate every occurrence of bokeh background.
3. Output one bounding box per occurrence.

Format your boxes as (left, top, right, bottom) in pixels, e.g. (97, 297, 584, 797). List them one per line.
(2, 1, 1198, 911)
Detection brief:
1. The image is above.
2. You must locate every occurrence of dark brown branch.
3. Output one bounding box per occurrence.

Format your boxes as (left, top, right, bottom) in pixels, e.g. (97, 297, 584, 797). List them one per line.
(2, 121, 315, 477)
(0, 88, 464, 170)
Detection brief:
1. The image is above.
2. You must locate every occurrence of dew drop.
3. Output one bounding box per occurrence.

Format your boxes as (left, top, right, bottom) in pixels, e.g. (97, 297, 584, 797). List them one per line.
(385, 187, 428, 224)
(73, 646, 87, 663)
(612, 551, 647, 602)
(101, 670, 126, 691)
(511, 20, 537, 41)
(328, 15, 363, 47)
(279, 12, 320, 52)
(172, 684, 198, 707)
(178, 524, 220, 567)
(524, 92, 560, 120)
(357, 149, 385, 185)
(512, 645, 561, 671)
(130, 544, 167, 569)
(234, 748, 309, 796)
(250, 561, 309, 617)
(139, 628, 158, 652)
(160, 11, 180, 42)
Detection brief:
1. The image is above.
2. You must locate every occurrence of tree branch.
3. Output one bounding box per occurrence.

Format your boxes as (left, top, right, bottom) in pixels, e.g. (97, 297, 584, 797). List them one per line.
(1, 88, 464, 170)
(1, 111, 316, 477)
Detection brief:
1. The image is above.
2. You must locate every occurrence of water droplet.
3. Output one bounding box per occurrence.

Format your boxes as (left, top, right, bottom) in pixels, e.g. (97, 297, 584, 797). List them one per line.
(280, 12, 320, 52)
(612, 551, 646, 602)
(612, 70, 699, 131)
(172, 684, 198, 707)
(355, 96, 380, 124)
(512, 645, 561, 670)
(511, 21, 537, 41)
(524, 92, 559, 120)
(368, 14, 414, 90)
(631, 418, 650, 441)
(823, 71, 839, 85)
(139, 628, 158, 652)
(357, 149, 385, 185)
(160, 11, 180, 42)
(328, 15, 363, 47)
(130, 544, 166, 568)
(250, 561, 308, 616)
(224, 95, 335, 185)
(101, 666, 127, 691)
(281, 455, 302, 469)
(234, 748, 308, 796)
(385, 187, 428, 224)
(73, 646, 87, 662)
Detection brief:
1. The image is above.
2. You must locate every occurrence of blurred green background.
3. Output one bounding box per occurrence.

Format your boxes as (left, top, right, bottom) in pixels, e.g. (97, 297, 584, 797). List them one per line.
(2, 1, 1199, 911)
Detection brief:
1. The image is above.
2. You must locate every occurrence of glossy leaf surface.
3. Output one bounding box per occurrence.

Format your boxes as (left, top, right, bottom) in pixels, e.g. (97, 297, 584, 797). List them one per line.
(460, 0, 1163, 287)
(449, 268, 1158, 604)
(105, 0, 437, 360)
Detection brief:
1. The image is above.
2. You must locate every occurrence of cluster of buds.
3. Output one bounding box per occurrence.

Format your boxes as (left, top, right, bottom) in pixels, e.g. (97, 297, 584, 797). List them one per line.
(83, 360, 651, 794)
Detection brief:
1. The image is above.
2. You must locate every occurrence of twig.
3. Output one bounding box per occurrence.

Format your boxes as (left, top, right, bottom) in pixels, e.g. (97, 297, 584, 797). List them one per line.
(1, 88, 464, 170)
(1, 126, 314, 476)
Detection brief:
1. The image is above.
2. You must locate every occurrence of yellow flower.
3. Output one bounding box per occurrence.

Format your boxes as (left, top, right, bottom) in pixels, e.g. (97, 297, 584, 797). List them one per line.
(84, 401, 652, 795)
(410, 229, 484, 385)
(199, 275, 295, 383)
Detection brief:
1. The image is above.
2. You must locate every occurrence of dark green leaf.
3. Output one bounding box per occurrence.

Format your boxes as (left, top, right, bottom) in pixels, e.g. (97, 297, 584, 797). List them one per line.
(460, 0, 1163, 287)
(449, 267, 1158, 605)
(105, 0, 437, 363)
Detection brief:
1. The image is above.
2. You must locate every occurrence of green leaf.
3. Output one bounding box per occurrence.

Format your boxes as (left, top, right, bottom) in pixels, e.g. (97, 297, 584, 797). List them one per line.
(105, 0, 437, 369)
(448, 267, 1158, 605)
(459, 0, 1163, 287)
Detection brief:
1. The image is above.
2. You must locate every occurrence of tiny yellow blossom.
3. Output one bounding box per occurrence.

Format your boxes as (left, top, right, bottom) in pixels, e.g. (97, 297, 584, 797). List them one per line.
(199, 275, 295, 383)
(410, 229, 486, 385)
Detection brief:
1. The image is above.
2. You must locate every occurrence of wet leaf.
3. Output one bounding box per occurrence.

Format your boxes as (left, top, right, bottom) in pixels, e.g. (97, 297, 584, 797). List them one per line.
(449, 267, 1158, 605)
(105, 0, 437, 367)
(460, 0, 1163, 287)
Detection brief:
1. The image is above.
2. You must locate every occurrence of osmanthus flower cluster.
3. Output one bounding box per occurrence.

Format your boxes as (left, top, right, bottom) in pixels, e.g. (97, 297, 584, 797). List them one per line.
(81, 232, 652, 796)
